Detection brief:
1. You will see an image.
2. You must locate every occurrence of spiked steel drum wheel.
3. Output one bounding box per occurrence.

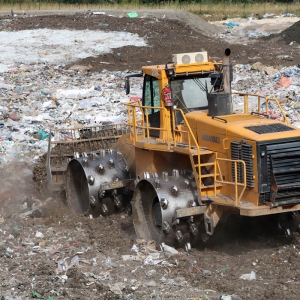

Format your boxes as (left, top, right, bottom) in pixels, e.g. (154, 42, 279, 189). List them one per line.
(66, 149, 131, 217)
(132, 170, 204, 249)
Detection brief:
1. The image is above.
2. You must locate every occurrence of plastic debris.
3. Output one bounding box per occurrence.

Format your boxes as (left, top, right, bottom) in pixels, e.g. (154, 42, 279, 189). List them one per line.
(57, 255, 80, 271)
(92, 11, 106, 15)
(239, 270, 256, 280)
(122, 254, 142, 261)
(131, 244, 139, 253)
(35, 231, 44, 238)
(37, 129, 49, 140)
(275, 76, 293, 89)
(0, 13, 299, 300)
(144, 253, 165, 265)
(32, 290, 43, 298)
(160, 243, 179, 255)
(127, 12, 138, 18)
(227, 22, 239, 28)
(106, 256, 118, 268)
(221, 295, 232, 300)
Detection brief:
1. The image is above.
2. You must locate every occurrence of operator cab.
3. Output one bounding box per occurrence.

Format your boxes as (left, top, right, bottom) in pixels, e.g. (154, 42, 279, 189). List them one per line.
(170, 75, 212, 125)
(141, 73, 213, 136)
(125, 50, 230, 138)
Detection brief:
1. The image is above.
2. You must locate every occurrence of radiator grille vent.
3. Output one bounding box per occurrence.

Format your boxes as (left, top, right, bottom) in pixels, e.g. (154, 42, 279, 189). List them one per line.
(230, 142, 254, 188)
(231, 142, 243, 184)
(241, 144, 254, 188)
(245, 124, 294, 134)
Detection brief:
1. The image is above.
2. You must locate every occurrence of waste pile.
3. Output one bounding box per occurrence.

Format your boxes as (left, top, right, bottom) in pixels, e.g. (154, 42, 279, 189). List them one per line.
(0, 63, 142, 165)
(1, 61, 300, 166)
(0, 12, 300, 298)
(232, 63, 300, 125)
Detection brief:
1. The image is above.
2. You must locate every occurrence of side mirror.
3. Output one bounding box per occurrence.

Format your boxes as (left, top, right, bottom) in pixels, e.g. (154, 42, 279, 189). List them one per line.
(124, 73, 143, 95)
(125, 73, 143, 95)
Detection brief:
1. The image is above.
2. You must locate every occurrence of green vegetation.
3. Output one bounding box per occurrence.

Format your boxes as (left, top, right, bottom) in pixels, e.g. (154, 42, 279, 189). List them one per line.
(222, 14, 229, 20)
(0, 1, 299, 21)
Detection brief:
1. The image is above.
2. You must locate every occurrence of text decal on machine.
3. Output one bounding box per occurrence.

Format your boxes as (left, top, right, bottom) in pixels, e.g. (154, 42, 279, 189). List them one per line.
(202, 134, 221, 144)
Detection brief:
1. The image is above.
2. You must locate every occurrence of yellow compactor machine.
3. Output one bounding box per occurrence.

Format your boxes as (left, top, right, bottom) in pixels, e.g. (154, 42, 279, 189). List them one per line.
(65, 49, 300, 249)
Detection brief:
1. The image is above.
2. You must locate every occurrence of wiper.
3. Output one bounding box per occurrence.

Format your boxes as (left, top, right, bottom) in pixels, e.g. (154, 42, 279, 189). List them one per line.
(193, 77, 208, 93)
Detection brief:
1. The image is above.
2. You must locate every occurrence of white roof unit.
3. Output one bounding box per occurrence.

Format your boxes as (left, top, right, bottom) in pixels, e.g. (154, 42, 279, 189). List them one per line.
(172, 51, 208, 65)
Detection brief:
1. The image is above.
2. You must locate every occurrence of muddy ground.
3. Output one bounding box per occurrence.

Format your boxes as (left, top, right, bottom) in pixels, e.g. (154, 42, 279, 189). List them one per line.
(1, 10, 300, 300)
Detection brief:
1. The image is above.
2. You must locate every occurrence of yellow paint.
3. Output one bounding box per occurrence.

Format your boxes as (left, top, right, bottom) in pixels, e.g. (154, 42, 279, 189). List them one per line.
(122, 59, 300, 216)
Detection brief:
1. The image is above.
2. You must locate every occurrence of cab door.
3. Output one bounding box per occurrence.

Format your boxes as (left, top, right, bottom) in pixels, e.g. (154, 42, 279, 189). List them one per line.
(142, 74, 161, 137)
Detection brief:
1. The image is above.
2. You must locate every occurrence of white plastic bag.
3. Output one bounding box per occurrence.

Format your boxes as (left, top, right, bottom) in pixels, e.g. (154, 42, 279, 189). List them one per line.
(240, 270, 256, 280)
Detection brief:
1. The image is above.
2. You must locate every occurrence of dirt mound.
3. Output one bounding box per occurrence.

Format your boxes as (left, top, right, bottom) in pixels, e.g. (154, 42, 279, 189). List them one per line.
(125, 9, 224, 36)
(281, 20, 300, 44)
(0, 8, 223, 37)
(264, 20, 300, 44)
(1, 10, 299, 71)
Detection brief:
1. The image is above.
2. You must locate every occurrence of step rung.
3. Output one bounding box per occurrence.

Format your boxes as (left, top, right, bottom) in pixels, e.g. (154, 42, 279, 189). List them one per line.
(201, 184, 223, 189)
(191, 150, 214, 156)
(194, 162, 215, 167)
(200, 173, 219, 178)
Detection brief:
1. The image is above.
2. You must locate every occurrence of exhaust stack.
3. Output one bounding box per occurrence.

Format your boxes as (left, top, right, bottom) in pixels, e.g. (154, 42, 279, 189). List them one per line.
(222, 48, 231, 94)
(207, 48, 233, 117)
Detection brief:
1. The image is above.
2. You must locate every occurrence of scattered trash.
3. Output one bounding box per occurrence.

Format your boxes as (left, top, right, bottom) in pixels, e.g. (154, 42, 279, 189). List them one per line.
(0, 12, 299, 300)
(144, 253, 165, 265)
(32, 290, 43, 298)
(226, 22, 239, 28)
(275, 76, 292, 89)
(130, 244, 139, 252)
(240, 270, 256, 280)
(35, 231, 44, 238)
(106, 256, 119, 268)
(122, 254, 142, 261)
(220, 295, 232, 300)
(57, 255, 80, 271)
(146, 269, 156, 277)
(38, 130, 49, 140)
(127, 12, 138, 18)
(160, 243, 179, 255)
(93, 11, 106, 15)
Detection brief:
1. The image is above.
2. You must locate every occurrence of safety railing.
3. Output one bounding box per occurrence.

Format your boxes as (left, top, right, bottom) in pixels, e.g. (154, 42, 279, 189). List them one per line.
(171, 107, 206, 190)
(215, 158, 246, 206)
(126, 102, 249, 205)
(232, 92, 289, 124)
(125, 101, 171, 147)
(171, 107, 200, 150)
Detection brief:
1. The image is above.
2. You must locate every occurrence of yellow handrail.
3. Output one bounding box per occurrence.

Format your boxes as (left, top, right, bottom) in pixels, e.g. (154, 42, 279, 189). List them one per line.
(232, 92, 289, 124)
(171, 108, 199, 149)
(171, 108, 203, 184)
(215, 158, 246, 206)
(125, 101, 170, 146)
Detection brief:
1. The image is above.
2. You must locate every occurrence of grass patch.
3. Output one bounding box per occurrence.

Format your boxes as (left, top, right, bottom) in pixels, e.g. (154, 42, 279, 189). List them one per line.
(0, 2, 299, 21)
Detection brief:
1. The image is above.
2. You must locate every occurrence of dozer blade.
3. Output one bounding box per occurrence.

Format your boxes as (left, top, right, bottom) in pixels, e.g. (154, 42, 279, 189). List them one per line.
(46, 123, 130, 193)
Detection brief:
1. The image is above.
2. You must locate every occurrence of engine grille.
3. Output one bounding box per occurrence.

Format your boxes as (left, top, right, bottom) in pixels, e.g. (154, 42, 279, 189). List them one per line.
(258, 138, 300, 206)
(230, 142, 254, 188)
(245, 123, 294, 134)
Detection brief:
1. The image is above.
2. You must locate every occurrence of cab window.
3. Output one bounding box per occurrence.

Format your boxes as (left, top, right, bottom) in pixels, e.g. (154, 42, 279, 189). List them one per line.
(143, 75, 160, 114)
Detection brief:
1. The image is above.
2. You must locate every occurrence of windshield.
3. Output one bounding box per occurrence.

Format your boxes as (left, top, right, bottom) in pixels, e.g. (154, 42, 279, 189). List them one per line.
(170, 76, 212, 111)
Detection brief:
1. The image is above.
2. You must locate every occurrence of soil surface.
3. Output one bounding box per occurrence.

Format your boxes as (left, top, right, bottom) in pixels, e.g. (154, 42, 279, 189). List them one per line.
(1, 10, 299, 71)
(1, 10, 300, 300)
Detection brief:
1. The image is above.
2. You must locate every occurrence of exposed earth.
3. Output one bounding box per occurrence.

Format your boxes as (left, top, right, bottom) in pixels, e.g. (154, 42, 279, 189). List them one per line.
(1, 9, 300, 300)
(0, 9, 299, 71)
